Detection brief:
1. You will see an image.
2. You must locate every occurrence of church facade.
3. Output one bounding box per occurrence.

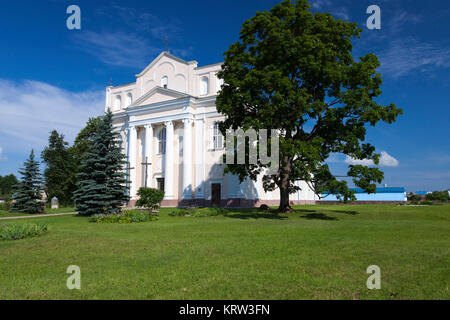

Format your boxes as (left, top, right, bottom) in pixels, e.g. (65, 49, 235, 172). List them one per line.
(107, 51, 317, 207)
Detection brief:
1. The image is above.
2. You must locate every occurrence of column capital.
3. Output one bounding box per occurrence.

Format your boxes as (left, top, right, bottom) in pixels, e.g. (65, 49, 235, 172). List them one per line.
(144, 123, 153, 129)
(164, 120, 173, 127)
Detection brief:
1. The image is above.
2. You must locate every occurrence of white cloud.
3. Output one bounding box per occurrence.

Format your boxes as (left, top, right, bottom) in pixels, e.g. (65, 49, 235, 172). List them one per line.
(73, 5, 187, 68)
(0, 147, 7, 161)
(378, 38, 450, 78)
(0, 79, 104, 154)
(310, 0, 349, 20)
(73, 31, 161, 68)
(345, 151, 399, 167)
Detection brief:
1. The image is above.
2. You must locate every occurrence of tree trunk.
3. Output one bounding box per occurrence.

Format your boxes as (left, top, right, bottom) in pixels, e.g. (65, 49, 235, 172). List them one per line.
(279, 184, 291, 213)
(278, 157, 293, 213)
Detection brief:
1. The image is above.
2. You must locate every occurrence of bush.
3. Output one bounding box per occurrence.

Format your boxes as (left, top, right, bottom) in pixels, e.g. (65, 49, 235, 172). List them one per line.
(0, 222, 48, 240)
(168, 206, 228, 217)
(425, 191, 449, 202)
(421, 200, 433, 205)
(89, 210, 159, 223)
(136, 187, 165, 213)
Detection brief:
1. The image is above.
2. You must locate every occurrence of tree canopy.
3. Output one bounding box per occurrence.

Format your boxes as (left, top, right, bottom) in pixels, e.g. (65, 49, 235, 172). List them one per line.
(216, 0, 402, 212)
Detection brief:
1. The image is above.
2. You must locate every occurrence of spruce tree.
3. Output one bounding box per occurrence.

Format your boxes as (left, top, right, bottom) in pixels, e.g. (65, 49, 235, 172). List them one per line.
(11, 149, 44, 214)
(73, 109, 130, 216)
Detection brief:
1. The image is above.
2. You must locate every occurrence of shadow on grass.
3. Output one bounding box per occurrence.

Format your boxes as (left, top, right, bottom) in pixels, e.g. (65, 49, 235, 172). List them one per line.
(299, 213, 338, 220)
(223, 211, 288, 220)
(293, 208, 359, 220)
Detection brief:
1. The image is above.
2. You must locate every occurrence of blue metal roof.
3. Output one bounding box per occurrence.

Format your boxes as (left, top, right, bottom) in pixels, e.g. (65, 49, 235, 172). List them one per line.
(349, 187, 405, 193)
(415, 191, 429, 195)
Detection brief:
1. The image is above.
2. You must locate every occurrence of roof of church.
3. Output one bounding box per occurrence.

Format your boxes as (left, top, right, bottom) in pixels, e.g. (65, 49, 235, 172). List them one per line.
(136, 51, 198, 78)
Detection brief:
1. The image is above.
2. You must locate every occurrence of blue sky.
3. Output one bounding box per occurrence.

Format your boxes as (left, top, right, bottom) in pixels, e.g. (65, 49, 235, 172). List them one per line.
(0, 0, 448, 192)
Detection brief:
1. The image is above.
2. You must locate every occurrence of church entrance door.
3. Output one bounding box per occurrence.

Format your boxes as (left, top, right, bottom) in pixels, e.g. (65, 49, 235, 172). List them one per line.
(211, 183, 221, 206)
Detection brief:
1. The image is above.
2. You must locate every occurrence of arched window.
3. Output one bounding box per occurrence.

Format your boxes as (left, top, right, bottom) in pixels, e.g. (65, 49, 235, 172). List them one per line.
(200, 76, 209, 95)
(161, 76, 168, 89)
(126, 93, 132, 107)
(114, 95, 121, 110)
(158, 128, 166, 154)
(216, 77, 224, 93)
(213, 122, 223, 150)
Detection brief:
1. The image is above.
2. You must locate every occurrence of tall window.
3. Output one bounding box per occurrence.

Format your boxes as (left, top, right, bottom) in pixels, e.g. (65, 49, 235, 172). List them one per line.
(161, 76, 168, 89)
(156, 178, 165, 192)
(158, 128, 166, 154)
(126, 93, 132, 107)
(213, 122, 223, 150)
(114, 95, 121, 110)
(200, 76, 209, 95)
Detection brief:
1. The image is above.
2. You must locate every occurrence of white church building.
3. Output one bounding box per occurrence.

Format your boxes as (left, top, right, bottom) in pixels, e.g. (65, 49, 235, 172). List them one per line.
(106, 51, 317, 207)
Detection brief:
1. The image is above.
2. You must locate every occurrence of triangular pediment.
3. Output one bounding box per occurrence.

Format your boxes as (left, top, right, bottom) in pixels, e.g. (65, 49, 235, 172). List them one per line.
(130, 86, 191, 107)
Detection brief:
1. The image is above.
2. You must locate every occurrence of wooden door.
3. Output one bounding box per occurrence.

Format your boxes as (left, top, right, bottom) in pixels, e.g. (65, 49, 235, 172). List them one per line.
(211, 183, 221, 206)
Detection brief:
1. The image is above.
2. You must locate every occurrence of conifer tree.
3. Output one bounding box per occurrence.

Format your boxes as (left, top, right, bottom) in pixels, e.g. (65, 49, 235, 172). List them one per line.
(73, 109, 130, 216)
(11, 149, 44, 213)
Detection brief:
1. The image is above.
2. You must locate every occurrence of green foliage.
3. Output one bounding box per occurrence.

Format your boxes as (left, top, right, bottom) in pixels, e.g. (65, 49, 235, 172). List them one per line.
(407, 192, 422, 202)
(420, 200, 433, 205)
(136, 187, 165, 212)
(89, 210, 159, 223)
(168, 206, 225, 217)
(0, 174, 19, 198)
(41, 130, 76, 206)
(11, 150, 44, 214)
(425, 191, 449, 202)
(216, 0, 402, 211)
(73, 110, 130, 216)
(0, 222, 48, 240)
(69, 117, 102, 170)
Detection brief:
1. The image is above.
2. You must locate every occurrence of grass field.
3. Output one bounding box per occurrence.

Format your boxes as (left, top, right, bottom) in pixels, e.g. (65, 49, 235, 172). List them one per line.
(0, 204, 448, 299)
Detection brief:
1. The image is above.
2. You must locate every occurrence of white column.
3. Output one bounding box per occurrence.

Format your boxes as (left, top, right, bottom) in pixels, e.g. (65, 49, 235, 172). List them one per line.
(182, 118, 193, 199)
(144, 124, 153, 188)
(128, 125, 137, 198)
(164, 121, 174, 199)
(194, 118, 205, 198)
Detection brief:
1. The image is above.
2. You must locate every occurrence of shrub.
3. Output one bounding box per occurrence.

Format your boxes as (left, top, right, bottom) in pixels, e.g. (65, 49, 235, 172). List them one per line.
(0, 222, 48, 240)
(89, 210, 159, 223)
(421, 200, 433, 205)
(136, 187, 165, 213)
(169, 206, 228, 217)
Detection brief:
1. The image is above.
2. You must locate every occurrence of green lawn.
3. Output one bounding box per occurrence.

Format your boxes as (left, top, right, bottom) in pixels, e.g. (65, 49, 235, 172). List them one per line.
(0, 207, 76, 218)
(0, 204, 448, 299)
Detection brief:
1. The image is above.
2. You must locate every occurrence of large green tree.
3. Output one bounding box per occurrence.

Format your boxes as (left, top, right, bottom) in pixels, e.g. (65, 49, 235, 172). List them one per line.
(41, 130, 76, 205)
(0, 174, 18, 197)
(216, 0, 402, 212)
(11, 150, 44, 213)
(73, 110, 129, 216)
(69, 117, 102, 169)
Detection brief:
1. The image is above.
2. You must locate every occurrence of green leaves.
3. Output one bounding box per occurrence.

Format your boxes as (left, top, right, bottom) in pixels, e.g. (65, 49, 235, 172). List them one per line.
(216, 0, 402, 211)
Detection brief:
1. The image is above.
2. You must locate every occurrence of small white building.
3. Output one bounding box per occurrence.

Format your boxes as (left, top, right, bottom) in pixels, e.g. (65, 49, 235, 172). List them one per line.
(107, 51, 317, 207)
